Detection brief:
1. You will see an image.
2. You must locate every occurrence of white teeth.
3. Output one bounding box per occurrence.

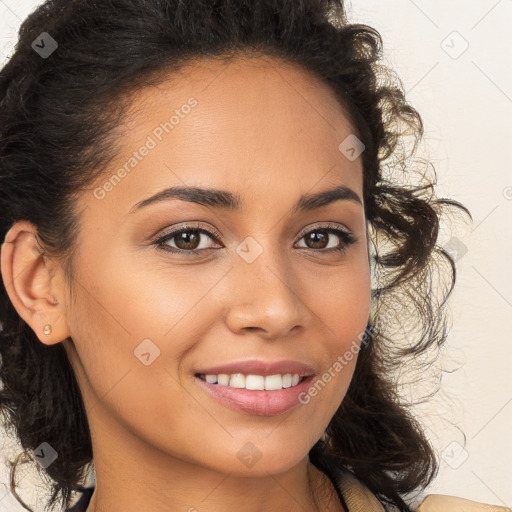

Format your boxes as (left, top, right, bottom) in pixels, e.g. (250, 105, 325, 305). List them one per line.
(200, 372, 303, 390)
(282, 374, 292, 388)
(229, 373, 245, 388)
(217, 374, 230, 386)
(245, 375, 265, 390)
(264, 374, 284, 390)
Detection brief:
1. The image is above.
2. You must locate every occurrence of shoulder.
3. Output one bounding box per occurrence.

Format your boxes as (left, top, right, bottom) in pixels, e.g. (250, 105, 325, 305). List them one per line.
(330, 463, 510, 512)
(416, 494, 511, 512)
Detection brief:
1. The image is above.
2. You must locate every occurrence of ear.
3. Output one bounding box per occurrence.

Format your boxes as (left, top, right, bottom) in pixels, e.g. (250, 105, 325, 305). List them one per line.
(0, 220, 71, 345)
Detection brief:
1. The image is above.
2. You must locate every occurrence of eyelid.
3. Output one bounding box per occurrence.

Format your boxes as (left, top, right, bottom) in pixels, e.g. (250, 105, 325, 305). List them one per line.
(295, 222, 352, 239)
(153, 222, 223, 244)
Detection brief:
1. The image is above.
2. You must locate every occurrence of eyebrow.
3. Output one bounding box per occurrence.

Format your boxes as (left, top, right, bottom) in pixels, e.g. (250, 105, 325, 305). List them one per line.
(128, 184, 362, 214)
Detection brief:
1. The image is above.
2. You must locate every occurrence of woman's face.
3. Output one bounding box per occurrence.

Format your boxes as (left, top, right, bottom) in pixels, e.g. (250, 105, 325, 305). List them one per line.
(52, 56, 371, 475)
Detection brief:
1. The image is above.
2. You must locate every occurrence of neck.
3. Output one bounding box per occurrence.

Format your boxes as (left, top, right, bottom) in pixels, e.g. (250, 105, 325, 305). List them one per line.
(85, 462, 344, 512)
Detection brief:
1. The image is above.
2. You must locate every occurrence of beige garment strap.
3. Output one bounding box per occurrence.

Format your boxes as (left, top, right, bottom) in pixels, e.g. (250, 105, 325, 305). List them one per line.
(335, 469, 386, 512)
(416, 494, 512, 512)
(335, 468, 511, 512)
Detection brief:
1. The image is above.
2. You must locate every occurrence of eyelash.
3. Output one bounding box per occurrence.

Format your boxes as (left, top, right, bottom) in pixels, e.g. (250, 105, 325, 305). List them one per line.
(153, 222, 357, 256)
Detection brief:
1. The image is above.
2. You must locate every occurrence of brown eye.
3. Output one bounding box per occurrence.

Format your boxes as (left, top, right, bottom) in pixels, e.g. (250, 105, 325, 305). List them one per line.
(303, 230, 330, 249)
(295, 225, 357, 254)
(154, 225, 221, 254)
(174, 230, 201, 250)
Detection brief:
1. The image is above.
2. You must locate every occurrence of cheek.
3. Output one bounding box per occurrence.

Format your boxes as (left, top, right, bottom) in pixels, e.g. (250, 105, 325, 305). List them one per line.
(311, 258, 371, 346)
(65, 266, 205, 445)
(309, 260, 371, 400)
(77, 249, 228, 352)
(65, 250, 234, 421)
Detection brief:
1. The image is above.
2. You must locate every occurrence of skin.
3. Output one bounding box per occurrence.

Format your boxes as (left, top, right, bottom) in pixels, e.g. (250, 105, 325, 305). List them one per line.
(1, 55, 371, 512)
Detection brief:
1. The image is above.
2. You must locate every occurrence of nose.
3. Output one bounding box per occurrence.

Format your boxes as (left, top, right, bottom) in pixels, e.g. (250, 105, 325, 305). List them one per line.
(224, 248, 311, 339)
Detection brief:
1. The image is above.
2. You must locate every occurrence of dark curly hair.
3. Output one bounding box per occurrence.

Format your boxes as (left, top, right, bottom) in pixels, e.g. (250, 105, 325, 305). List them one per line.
(0, 0, 471, 511)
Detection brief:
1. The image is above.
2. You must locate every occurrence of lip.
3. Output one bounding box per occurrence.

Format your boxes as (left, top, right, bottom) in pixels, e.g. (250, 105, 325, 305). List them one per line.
(195, 374, 316, 416)
(193, 359, 317, 378)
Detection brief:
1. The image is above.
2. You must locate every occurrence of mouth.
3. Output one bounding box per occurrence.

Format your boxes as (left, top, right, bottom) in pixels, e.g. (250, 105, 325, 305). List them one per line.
(194, 372, 307, 390)
(194, 373, 316, 416)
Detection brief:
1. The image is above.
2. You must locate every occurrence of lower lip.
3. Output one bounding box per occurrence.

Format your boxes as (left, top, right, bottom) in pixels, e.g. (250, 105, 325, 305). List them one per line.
(194, 375, 315, 416)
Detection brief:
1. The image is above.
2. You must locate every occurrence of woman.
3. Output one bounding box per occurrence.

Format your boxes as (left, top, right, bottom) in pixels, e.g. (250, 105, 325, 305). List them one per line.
(0, 1, 508, 511)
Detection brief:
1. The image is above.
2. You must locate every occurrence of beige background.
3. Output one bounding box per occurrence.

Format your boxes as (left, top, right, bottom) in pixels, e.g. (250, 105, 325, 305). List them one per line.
(0, 0, 511, 510)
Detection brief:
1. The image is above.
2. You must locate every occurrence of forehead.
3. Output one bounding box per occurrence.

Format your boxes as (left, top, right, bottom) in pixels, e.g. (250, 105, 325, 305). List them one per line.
(84, 54, 363, 217)
(119, 53, 357, 146)
(134, 54, 356, 142)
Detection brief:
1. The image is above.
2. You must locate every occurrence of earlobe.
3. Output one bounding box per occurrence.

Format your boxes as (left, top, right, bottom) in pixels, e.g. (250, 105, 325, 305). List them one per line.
(0, 220, 69, 345)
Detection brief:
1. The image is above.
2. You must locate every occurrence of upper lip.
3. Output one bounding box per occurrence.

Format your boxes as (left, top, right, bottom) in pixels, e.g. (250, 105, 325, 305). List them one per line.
(194, 359, 317, 377)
